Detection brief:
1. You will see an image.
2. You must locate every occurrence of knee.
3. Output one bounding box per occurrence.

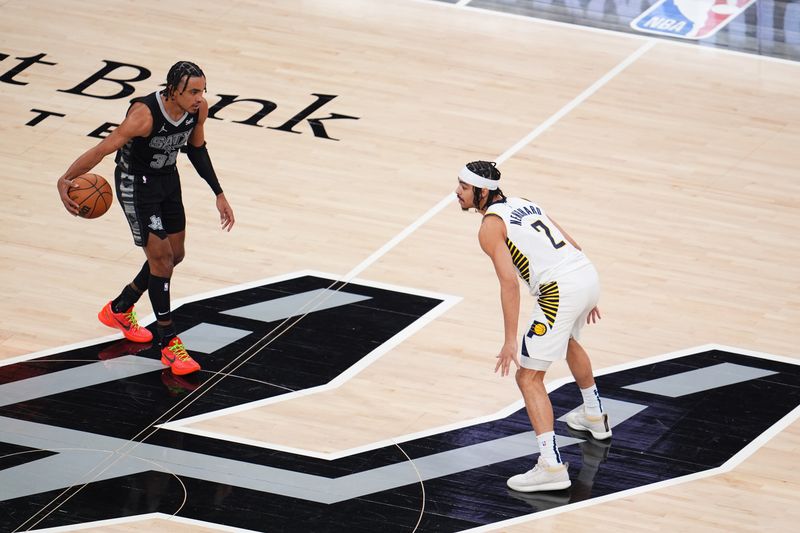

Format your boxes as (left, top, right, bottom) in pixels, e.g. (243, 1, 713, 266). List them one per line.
(515, 368, 526, 388)
(515, 368, 545, 390)
(173, 251, 185, 266)
(148, 253, 175, 277)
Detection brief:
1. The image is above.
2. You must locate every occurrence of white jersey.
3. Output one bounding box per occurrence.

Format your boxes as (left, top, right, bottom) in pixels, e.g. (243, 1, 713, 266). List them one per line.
(484, 197, 590, 291)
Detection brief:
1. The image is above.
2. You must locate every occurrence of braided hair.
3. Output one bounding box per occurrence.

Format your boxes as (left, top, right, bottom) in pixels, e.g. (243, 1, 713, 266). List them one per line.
(163, 61, 205, 99)
(466, 160, 505, 210)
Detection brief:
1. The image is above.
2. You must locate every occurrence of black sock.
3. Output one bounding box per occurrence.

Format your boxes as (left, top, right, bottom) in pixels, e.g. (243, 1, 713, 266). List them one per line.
(157, 322, 177, 348)
(111, 284, 143, 313)
(148, 274, 171, 320)
(131, 261, 151, 293)
(110, 262, 150, 313)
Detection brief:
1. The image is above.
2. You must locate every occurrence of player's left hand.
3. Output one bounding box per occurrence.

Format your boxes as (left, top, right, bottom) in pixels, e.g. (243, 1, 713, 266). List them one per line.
(587, 306, 601, 324)
(494, 341, 520, 377)
(216, 193, 235, 231)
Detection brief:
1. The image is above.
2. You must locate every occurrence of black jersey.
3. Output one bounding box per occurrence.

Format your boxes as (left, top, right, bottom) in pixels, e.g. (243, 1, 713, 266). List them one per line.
(115, 91, 198, 176)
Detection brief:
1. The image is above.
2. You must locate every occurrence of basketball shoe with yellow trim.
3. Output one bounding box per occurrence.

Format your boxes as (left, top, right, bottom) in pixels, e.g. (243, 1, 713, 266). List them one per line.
(98, 302, 153, 343)
(160, 336, 201, 375)
(565, 408, 612, 440)
(507, 457, 571, 492)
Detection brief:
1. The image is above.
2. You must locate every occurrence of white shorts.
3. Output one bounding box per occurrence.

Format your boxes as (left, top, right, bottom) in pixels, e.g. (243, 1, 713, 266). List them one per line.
(520, 261, 600, 371)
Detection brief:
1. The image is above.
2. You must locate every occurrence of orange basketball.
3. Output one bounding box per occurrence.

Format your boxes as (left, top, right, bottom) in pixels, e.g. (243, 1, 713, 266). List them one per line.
(68, 173, 113, 219)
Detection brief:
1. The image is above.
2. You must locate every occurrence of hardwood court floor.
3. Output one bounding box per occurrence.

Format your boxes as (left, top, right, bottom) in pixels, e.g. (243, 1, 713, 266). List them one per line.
(1, 0, 799, 531)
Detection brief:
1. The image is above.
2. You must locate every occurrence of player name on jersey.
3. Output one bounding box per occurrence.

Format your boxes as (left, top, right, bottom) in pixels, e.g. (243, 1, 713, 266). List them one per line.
(509, 204, 543, 226)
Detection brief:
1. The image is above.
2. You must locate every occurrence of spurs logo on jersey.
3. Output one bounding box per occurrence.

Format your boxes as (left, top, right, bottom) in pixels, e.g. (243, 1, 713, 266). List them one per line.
(148, 215, 164, 231)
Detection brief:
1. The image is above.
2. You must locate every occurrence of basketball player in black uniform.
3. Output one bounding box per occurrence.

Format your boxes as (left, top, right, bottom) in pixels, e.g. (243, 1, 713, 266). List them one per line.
(56, 61, 234, 375)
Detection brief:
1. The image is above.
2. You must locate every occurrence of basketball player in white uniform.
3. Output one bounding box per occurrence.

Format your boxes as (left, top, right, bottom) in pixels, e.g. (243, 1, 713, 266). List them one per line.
(455, 160, 611, 493)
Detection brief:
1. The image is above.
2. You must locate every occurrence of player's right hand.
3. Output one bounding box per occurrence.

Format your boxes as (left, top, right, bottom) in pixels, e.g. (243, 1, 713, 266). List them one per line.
(57, 176, 80, 216)
(494, 341, 520, 377)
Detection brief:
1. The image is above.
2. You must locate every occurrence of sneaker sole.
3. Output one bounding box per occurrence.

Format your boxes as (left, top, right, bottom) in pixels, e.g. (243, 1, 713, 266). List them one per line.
(565, 419, 612, 440)
(507, 479, 571, 492)
(161, 357, 201, 376)
(170, 365, 201, 376)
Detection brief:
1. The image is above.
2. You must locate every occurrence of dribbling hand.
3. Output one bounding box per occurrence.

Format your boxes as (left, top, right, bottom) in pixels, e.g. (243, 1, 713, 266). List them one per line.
(57, 176, 80, 216)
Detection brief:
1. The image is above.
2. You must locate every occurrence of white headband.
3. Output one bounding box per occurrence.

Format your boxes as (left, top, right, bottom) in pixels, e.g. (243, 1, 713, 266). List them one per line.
(458, 166, 498, 190)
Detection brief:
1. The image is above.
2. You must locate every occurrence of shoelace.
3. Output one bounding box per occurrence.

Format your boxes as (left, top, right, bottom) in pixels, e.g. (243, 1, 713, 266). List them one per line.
(123, 309, 143, 330)
(167, 341, 191, 361)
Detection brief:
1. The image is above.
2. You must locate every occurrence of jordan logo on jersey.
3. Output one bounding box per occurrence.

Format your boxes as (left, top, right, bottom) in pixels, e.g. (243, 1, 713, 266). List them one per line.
(630, 0, 755, 40)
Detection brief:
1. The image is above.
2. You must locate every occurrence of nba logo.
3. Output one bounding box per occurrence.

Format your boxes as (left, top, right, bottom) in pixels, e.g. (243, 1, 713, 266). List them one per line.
(630, 0, 756, 40)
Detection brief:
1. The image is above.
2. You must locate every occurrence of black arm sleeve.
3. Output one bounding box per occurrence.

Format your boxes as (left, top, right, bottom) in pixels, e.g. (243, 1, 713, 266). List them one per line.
(184, 142, 223, 196)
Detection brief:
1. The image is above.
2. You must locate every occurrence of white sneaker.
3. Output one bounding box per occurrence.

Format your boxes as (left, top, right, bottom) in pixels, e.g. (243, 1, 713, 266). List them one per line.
(565, 408, 612, 440)
(507, 457, 571, 492)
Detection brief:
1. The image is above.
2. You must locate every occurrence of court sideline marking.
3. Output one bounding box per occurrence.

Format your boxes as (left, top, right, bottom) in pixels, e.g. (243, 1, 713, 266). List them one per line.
(346, 38, 656, 278)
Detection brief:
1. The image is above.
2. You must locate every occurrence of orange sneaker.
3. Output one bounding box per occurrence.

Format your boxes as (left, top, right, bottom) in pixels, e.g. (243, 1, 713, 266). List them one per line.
(98, 301, 153, 343)
(160, 336, 201, 375)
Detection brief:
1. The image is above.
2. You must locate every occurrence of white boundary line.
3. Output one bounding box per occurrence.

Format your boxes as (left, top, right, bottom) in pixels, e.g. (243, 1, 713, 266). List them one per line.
(342, 193, 457, 281)
(426, 0, 800, 67)
(495, 39, 655, 164)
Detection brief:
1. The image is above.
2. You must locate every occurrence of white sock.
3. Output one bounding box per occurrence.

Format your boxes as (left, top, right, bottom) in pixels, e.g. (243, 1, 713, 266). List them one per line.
(581, 385, 603, 416)
(537, 431, 562, 465)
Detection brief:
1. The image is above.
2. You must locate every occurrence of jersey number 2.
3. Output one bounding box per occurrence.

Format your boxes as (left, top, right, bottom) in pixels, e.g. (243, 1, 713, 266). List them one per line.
(531, 220, 565, 249)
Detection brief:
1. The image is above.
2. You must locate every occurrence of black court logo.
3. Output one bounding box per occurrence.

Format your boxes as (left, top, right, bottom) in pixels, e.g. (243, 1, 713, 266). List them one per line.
(0, 273, 798, 532)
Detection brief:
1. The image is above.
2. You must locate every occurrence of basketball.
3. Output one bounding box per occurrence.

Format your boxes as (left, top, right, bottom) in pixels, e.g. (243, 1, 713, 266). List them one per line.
(68, 173, 113, 219)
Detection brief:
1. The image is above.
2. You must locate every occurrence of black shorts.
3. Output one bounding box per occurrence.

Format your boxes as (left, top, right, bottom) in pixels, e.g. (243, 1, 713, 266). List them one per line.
(114, 167, 186, 247)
